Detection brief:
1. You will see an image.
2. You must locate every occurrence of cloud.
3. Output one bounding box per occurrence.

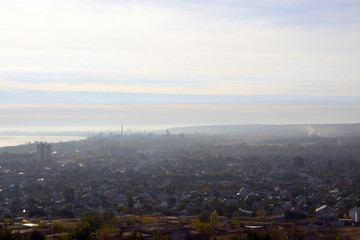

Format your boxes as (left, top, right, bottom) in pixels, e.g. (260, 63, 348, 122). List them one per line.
(0, 0, 359, 96)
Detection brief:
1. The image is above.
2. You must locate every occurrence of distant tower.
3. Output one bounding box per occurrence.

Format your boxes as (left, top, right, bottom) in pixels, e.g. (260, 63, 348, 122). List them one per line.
(37, 143, 52, 162)
(121, 124, 124, 136)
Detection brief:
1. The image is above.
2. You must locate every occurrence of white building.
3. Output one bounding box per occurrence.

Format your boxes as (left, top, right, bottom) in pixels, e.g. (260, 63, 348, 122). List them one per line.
(349, 206, 360, 223)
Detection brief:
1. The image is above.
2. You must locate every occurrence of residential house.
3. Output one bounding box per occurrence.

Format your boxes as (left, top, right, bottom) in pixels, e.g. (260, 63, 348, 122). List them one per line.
(236, 187, 249, 199)
(315, 205, 337, 222)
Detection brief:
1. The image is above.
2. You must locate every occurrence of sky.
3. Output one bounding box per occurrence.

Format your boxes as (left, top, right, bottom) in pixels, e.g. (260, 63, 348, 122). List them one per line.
(0, 0, 359, 131)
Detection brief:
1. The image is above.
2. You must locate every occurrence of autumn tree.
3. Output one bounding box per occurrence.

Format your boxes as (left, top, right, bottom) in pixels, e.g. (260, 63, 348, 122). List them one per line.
(210, 209, 218, 227)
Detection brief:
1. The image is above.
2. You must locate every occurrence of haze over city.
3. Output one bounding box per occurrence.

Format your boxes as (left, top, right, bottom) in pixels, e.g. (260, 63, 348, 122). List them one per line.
(2, 1, 360, 239)
(0, 0, 359, 131)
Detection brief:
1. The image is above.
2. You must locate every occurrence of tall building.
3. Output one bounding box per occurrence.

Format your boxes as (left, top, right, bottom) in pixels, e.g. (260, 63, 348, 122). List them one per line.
(36, 143, 52, 162)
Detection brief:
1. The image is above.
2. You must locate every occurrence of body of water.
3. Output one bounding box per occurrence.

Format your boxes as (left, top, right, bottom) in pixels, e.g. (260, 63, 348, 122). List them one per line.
(0, 135, 87, 148)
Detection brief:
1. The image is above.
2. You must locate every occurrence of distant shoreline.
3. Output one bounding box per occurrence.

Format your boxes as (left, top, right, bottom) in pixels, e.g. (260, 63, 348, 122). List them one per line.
(0, 135, 87, 148)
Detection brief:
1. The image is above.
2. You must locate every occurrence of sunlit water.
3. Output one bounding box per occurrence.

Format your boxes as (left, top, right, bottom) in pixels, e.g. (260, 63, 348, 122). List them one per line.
(0, 135, 87, 147)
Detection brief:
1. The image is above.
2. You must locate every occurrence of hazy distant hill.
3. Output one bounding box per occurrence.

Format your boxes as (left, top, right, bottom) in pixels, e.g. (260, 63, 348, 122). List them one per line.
(166, 123, 360, 137)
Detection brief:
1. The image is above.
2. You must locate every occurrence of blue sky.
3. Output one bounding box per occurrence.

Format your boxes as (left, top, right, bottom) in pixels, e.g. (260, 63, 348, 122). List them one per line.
(0, 0, 359, 131)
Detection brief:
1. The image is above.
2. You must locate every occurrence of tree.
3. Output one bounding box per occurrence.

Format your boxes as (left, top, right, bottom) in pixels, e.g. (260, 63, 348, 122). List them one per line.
(336, 233, 342, 240)
(126, 194, 134, 213)
(101, 210, 119, 231)
(225, 205, 238, 218)
(63, 186, 75, 202)
(28, 208, 47, 218)
(152, 232, 171, 240)
(256, 208, 266, 218)
(71, 221, 98, 240)
(210, 210, 218, 227)
(195, 222, 216, 236)
(0, 227, 15, 240)
(166, 197, 176, 207)
(60, 206, 74, 218)
(103, 210, 115, 223)
(51, 221, 66, 233)
(198, 211, 211, 223)
(81, 212, 104, 231)
(30, 228, 45, 240)
(209, 199, 224, 215)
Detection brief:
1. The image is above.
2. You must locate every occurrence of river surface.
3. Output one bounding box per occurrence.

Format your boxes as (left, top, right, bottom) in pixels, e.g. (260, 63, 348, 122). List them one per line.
(0, 135, 87, 147)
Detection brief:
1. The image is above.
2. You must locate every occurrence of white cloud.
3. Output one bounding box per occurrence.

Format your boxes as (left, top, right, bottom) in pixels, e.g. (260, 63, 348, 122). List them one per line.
(0, 0, 359, 96)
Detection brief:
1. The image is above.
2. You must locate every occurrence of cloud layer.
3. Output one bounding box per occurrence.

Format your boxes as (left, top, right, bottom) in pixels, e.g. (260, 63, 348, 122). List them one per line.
(0, 0, 359, 130)
(1, 0, 359, 95)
